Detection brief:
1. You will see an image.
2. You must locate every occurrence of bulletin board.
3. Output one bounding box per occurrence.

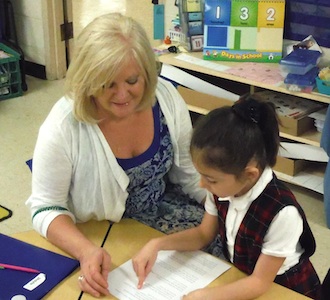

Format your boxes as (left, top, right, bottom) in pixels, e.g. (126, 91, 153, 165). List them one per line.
(203, 0, 285, 63)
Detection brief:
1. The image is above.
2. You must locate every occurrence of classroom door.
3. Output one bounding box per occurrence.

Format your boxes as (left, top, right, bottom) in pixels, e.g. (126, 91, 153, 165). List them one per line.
(45, 0, 175, 79)
(41, 0, 76, 79)
(45, 0, 126, 79)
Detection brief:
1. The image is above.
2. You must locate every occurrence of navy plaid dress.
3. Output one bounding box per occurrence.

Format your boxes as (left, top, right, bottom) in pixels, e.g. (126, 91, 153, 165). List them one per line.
(215, 175, 321, 299)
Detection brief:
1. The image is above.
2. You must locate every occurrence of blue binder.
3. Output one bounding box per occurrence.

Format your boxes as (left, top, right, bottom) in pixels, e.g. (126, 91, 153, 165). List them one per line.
(0, 233, 80, 300)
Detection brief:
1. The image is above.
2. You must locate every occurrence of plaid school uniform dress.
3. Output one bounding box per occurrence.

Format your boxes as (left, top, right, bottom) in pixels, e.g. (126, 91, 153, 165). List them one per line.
(214, 174, 321, 299)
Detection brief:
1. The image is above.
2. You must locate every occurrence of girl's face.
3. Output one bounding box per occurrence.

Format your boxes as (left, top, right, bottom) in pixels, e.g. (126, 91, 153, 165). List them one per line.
(94, 57, 146, 120)
(195, 163, 248, 198)
(193, 153, 256, 198)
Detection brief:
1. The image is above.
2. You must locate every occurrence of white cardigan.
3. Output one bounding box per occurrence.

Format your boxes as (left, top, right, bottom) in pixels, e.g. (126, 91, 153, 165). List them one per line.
(26, 77, 206, 237)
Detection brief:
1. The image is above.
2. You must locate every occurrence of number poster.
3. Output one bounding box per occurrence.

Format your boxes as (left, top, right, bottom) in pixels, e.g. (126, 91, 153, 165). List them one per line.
(203, 0, 285, 62)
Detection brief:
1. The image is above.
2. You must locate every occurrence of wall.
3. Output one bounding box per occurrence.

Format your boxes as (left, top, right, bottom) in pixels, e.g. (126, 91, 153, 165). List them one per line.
(8, 0, 178, 78)
(8, 0, 330, 77)
(72, 0, 178, 48)
(10, 0, 45, 66)
(72, 0, 126, 40)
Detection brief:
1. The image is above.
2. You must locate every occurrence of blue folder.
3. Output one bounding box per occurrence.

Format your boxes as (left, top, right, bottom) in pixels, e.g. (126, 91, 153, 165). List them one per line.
(0, 233, 80, 300)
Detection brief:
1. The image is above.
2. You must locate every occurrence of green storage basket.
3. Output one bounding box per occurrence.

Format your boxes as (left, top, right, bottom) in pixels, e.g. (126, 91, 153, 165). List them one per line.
(0, 43, 23, 100)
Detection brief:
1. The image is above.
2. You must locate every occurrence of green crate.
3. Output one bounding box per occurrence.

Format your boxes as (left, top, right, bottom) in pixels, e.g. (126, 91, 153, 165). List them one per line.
(0, 43, 23, 100)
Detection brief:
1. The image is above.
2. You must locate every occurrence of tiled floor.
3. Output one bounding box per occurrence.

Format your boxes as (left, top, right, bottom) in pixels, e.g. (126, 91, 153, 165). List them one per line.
(0, 75, 329, 283)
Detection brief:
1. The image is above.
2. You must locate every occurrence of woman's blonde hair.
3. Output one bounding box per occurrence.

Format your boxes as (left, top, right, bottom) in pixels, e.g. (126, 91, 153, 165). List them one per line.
(65, 13, 159, 123)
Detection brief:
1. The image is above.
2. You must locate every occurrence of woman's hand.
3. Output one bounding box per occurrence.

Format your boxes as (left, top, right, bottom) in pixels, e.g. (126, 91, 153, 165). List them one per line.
(78, 245, 112, 297)
(132, 240, 160, 289)
(46, 216, 112, 297)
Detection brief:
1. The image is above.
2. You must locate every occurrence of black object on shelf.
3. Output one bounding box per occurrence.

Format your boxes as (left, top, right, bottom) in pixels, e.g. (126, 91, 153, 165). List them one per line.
(0, 0, 28, 92)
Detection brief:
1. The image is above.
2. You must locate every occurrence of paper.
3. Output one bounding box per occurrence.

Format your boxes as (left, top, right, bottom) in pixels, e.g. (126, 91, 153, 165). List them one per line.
(186, 0, 202, 12)
(23, 273, 46, 291)
(161, 63, 239, 101)
(275, 169, 324, 194)
(286, 35, 322, 56)
(253, 90, 324, 118)
(153, 4, 165, 40)
(309, 107, 328, 122)
(108, 250, 231, 300)
(175, 53, 230, 72)
(224, 62, 284, 85)
(279, 142, 328, 162)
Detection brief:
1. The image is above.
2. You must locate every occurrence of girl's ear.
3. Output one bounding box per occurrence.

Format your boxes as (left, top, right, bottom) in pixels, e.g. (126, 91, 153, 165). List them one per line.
(244, 165, 260, 182)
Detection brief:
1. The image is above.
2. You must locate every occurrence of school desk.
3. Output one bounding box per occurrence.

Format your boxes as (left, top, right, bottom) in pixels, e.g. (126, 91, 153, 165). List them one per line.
(11, 220, 111, 300)
(81, 218, 310, 300)
(9, 218, 310, 300)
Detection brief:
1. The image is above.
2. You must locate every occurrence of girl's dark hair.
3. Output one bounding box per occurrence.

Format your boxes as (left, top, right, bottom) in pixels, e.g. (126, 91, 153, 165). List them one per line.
(190, 94, 280, 177)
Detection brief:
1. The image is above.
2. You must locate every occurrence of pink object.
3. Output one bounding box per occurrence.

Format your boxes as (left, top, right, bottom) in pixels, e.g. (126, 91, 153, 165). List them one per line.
(0, 263, 40, 274)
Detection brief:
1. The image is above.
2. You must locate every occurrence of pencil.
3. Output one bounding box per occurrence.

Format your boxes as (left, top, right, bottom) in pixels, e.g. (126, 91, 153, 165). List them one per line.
(0, 263, 40, 274)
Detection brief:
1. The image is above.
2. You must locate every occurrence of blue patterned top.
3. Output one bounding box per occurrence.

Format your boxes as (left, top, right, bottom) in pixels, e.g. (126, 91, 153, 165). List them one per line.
(117, 101, 174, 219)
(115, 101, 223, 258)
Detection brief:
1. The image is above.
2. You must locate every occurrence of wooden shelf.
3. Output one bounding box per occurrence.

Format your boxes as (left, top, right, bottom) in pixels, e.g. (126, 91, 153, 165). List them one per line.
(187, 100, 322, 147)
(275, 161, 326, 194)
(159, 52, 327, 193)
(159, 52, 330, 104)
(280, 131, 321, 147)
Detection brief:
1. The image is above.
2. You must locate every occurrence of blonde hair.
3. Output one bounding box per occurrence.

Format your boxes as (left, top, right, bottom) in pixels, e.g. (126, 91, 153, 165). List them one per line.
(65, 13, 158, 123)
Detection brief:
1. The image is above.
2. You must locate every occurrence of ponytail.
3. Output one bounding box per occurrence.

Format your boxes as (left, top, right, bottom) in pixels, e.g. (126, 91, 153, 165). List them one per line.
(232, 94, 280, 167)
(190, 94, 280, 176)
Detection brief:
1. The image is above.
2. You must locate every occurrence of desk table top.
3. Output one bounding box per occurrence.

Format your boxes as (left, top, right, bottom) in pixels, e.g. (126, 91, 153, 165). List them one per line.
(81, 219, 309, 300)
(11, 220, 111, 300)
(11, 219, 310, 300)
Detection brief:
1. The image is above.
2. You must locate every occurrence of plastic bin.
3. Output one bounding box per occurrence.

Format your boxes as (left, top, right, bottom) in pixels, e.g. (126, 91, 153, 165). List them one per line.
(284, 67, 319, 93)
(0, 42, 22, 100)
(279, 49, 321, 76)
(316, 77, 330, 96)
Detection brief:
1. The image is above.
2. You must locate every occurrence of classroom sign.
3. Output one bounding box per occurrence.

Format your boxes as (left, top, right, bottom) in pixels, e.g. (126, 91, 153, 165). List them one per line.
(203, 0, 285, 62)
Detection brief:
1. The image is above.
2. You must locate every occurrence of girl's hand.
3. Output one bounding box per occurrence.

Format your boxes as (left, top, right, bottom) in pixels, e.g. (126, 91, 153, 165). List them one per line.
(181, 289, 207, 300)
(132, 240, 159, 289)
(78, 245, 111, 297)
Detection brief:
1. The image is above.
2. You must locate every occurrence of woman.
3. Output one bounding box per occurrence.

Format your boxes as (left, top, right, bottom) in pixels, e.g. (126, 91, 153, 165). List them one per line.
(26, 13, 211, 297)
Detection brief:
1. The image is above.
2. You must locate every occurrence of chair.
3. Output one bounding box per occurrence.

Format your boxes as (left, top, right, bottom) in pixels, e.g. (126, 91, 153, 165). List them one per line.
(26, 159, 32, 172)
(321, 268, 330, 300)
(321, 106, 330, 229)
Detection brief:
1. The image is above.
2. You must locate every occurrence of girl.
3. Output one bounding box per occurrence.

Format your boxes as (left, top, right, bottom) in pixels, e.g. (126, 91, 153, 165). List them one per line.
(133, 95, 321, 299)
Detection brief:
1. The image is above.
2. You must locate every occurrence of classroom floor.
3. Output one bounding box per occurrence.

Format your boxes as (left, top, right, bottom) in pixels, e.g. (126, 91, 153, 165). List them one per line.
(0, 75, 329, 282)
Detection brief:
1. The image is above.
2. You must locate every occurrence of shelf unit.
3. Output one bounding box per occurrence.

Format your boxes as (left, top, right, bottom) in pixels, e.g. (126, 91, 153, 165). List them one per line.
(159, 52, 330, 193)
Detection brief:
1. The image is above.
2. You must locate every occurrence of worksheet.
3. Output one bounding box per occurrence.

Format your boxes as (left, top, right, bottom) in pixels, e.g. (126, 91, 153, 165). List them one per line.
(108, 250, 231, 300)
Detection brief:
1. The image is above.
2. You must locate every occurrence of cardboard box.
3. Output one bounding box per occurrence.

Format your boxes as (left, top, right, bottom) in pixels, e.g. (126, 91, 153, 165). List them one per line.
(178, 86, 315, 136)
(178, 86, 310, 177)
(274, 156, 308, 176)
(278, 115, 314, 136)
(252, 91, 320, 136)
(177, 86, 235, 114)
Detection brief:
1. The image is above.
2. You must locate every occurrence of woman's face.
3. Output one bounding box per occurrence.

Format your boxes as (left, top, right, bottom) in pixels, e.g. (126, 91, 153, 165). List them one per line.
(95, 57, 146, 120)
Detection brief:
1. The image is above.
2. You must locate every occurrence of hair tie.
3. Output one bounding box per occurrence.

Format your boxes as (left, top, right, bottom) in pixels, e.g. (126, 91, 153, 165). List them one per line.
(232, 97, 261, 124)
